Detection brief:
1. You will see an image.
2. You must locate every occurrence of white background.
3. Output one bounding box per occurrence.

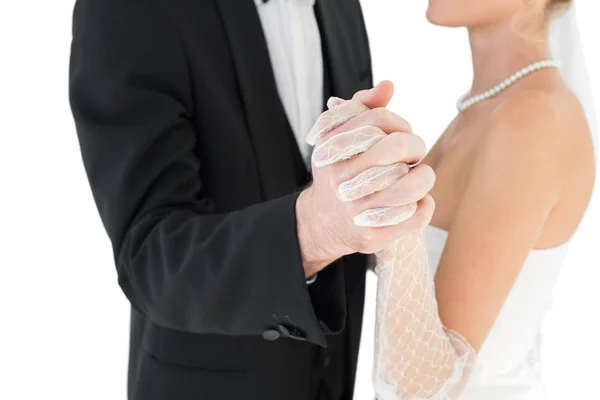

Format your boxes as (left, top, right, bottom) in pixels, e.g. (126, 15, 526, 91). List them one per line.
(0, 1, 598, 399)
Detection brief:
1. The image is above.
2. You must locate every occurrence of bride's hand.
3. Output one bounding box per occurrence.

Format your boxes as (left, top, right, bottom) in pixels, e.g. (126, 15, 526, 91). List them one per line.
(310, 82, 435, 230)
(298, 82, 435, 269)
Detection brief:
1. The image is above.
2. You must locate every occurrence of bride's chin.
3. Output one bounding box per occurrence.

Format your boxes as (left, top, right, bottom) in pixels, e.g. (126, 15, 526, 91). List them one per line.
(426, 5, 464, 27)
(427, 14, 464, 27)
(426, 8, 446, 26)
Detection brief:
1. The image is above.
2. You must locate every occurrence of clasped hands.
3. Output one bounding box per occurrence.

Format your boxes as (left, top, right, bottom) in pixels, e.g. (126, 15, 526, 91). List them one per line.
(297, 81, 436, 276)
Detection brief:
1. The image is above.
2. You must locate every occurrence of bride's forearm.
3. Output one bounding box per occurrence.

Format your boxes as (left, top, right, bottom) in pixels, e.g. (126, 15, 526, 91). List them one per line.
(373, 234, 475, 400)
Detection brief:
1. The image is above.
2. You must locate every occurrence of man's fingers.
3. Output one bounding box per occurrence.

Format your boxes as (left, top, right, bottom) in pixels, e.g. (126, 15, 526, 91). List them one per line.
(332, 132, 425, 183)
(311, 126, 386, 168)
(391, 194, 435, 232)
(354, 203, 418, 228)
(355, 164, 436, 211)
(358, 131, 425, 166)
(352, 80, 395, 109)
(357, 195, 435, 233)
(337, 163, 410, 202)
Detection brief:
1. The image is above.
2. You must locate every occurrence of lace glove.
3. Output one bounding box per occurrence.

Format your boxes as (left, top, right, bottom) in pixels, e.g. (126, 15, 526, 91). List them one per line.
(373, 234, 475, 400)
(310, 98, 476, 399)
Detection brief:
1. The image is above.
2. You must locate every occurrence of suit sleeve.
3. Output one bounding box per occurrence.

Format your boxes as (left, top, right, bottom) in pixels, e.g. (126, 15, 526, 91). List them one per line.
(69, 0, 341, 347)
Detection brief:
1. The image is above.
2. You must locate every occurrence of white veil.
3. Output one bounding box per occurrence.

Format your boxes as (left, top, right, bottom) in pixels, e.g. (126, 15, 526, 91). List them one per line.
(550, 3, 598, 148)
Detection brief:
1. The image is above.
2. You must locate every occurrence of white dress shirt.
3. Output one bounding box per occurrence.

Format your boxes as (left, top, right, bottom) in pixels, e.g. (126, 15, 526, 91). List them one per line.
(254, 0, 324, 162)
(255, 0, 324, 284)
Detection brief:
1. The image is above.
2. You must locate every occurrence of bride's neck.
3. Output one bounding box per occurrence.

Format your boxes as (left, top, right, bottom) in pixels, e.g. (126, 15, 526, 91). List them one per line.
(468, 23, 552, 95)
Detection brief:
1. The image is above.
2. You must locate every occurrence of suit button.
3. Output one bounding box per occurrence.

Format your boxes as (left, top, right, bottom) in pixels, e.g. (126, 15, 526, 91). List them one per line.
(278, 324, 291, 336)
(278, 324, 307, 341)
(323, 356, 331, 368)
(262, 329, 281, 341)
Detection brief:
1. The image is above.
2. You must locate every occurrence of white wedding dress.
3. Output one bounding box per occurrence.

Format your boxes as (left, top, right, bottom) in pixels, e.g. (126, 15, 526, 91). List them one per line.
(309, 6, 595, 400)
(424, 225, 569, 400)
(368, 7, 597, 399)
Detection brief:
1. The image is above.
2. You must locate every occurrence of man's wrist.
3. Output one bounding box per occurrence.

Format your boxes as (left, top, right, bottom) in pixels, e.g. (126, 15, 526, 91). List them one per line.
(296, 189, 337, 276)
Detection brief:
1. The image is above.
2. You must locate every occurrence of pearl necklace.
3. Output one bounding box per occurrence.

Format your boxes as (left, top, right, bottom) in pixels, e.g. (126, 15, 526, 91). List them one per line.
(456, 59, 561, 112)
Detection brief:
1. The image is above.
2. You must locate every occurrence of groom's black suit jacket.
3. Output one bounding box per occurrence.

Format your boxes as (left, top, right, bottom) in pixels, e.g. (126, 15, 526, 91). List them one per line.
(70, 0, 372, 399)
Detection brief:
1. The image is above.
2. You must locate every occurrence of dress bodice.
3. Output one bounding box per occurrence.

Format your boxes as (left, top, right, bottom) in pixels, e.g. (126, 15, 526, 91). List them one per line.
(424, 225, 569, 400)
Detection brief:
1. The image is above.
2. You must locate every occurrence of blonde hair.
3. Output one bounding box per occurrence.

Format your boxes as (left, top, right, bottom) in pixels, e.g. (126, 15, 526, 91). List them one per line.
(511, 0, 573, 39)
(550, 0, 572, 12)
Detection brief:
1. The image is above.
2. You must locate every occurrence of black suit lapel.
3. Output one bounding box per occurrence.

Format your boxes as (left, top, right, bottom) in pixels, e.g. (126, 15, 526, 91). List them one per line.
(315, 0, 362, 101)
(216, 0, 307, 199)
(316, 2, 369, 395)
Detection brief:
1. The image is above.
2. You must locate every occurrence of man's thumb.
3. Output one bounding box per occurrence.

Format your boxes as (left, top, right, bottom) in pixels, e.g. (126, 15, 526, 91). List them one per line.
(352, 80, 394, 109)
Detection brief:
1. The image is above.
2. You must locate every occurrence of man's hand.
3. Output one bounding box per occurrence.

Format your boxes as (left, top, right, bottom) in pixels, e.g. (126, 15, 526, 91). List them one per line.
(297, 81, 435, 277)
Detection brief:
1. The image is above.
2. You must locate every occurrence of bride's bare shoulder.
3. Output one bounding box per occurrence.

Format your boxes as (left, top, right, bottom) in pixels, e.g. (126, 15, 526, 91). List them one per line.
(485, 87, 592, 159)
(476, 86, 595, 205)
